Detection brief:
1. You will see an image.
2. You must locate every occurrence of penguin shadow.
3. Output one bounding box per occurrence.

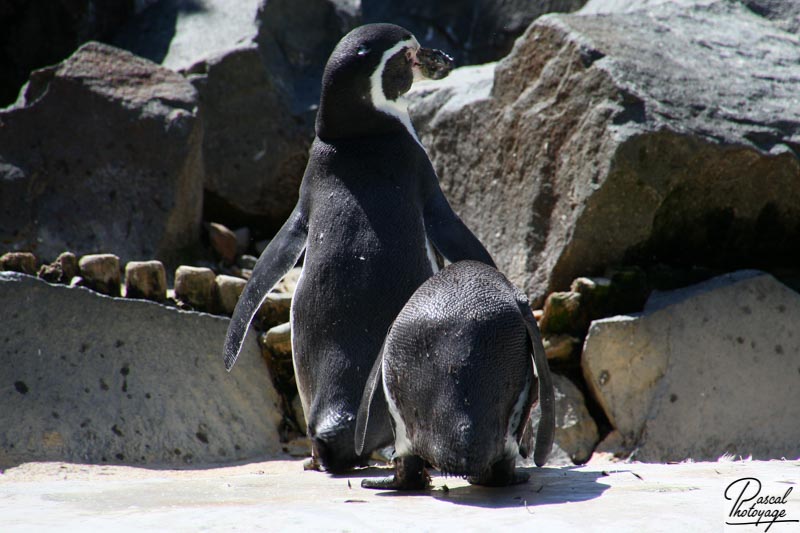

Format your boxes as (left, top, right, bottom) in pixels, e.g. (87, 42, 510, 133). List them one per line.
(369, 466, 611, 509)
(328, 465, 397, 480)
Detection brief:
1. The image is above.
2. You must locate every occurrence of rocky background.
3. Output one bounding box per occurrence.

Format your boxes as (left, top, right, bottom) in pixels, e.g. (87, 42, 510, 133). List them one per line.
(1, 0, 799, 469)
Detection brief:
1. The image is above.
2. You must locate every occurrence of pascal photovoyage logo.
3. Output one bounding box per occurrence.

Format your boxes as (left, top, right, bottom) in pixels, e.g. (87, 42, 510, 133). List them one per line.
(725, 477, 798, 531)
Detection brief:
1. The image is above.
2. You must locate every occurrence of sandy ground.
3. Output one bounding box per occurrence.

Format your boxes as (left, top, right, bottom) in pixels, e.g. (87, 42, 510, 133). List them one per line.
(1, 457, 798, 531)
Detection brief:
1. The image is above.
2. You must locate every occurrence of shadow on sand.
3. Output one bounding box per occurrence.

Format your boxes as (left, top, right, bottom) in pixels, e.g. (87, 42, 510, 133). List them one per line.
(358, 465, 612, 509)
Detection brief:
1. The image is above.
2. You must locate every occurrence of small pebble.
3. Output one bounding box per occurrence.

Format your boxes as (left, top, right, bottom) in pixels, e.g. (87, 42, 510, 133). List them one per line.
(0, 252, 37, 275)
(540, 291, 583, 335)
(237, 254, 258, 270)
(284, 436, 310, 457)
(125, 260, 167, 302)
(273, 267, 302, 295)
(256, 292, 293, 328)
(174, 266, 216, 311)
(261, 322, 292, 356)
(215, 274, 246, 315)
(78, 254, 121, 296)
(38, 252, 78, 284)
(208, 222, 238, 265)
(543, 334, 580, 362)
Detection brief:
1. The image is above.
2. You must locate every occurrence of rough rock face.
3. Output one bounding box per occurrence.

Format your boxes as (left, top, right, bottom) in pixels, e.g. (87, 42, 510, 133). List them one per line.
(582, 0, 800, 33)
(185, 44, 311, 227)
(582, 271, 800, 462)
(551, 374, 599, 464)
(0, 42, 203, 266)
(0, 0, 138, 107)
(408, 0, 800, 304)
(362, 0, 588, 65)
(0, 272, 283, 468)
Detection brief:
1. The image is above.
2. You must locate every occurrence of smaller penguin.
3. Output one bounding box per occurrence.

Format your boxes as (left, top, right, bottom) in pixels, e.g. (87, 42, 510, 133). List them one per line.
(355, 261, 555, 489)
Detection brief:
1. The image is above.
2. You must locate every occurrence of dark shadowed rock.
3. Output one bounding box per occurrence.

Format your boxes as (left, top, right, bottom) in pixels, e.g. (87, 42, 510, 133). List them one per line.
(742, 0, 800, 32)
(115, 0, 358, 229)
(207, 222, 238, 265)
(0, 271, 282, 468)
(184, 43, 309, 229)
(0, 42, 204, 266)
(409, 1, 800, 304)
(255, 0, 360, 112)
(362, 0, 588, 65)
(0, 0, 137, 107)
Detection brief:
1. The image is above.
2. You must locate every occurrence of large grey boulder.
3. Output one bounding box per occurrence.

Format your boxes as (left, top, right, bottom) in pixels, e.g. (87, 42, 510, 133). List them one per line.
(408, 0, 800, 305)
(0, 41, 203, 266)
(582, 271, 800, 462)
(581, 0, 800, 32)
(0, 272, 282, 468)
(115, 0, 358, 227)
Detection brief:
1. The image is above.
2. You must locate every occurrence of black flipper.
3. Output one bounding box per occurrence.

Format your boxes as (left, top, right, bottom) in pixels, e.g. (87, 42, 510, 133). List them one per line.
(423, 184, 495, 268)
(518, 296, 555, 467)
(223, 203, 308, 371)
(355, 345, 386, 456)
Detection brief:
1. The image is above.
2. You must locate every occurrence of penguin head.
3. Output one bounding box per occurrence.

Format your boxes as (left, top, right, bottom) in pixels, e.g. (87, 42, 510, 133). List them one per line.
(307, 408, 367, 473)
(316, 23, 454, 140)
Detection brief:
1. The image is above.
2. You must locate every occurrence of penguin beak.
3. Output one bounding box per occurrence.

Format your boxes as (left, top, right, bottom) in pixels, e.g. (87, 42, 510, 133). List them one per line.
(408, 46, 455, 82)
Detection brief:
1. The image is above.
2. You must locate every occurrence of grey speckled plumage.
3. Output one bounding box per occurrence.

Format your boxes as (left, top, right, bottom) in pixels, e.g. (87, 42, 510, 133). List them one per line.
(357, 261, 554, 488)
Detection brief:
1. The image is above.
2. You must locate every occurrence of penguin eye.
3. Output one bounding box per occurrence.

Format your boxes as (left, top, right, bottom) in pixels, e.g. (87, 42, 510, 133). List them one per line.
(357, 44, 370, 57)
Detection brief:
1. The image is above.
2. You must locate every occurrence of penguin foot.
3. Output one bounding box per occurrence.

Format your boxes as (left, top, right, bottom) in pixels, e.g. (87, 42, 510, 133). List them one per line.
(468, 458, 529, 486)
(360, 455, 430, 490)
(303, 457, 323, 471)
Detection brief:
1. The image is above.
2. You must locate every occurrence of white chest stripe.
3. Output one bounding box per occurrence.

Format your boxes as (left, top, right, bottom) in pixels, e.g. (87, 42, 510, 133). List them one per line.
(382, 358, 413, 456)
(504, 379, 531, 458)
(425, 237, 440, 274)
(369, 38, 423, 148)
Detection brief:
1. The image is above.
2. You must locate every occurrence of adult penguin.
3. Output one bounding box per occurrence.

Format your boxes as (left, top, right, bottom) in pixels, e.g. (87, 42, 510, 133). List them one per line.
(223, 23, 494, 473)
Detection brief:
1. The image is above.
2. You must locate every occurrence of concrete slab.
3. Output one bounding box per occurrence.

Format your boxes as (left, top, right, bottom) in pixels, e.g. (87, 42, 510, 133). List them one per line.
(0, 272, 283, 469)
(1, 458, 798, 531)
(582, 271, 800, 462)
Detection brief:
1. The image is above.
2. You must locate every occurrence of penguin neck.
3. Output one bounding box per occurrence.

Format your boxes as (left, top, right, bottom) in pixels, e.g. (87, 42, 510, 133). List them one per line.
(315, 93, 420, 145)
